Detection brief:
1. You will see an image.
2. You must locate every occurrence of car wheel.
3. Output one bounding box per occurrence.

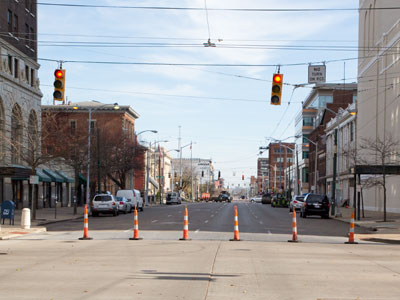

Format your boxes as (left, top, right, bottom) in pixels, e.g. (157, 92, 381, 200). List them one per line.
(140, 204, 144, 211)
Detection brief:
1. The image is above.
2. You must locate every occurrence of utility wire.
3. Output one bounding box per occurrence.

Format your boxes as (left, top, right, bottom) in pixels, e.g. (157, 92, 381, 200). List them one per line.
(35, 3, 400, 12)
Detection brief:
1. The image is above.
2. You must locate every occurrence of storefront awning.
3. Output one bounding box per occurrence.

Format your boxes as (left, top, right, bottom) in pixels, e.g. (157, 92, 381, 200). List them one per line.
(78, 173, 87, 185)
(56, 170, 74, 183)
(43, 169, 64, 183)
(149, 176, 160, 190)
(35, 169, 52, 183)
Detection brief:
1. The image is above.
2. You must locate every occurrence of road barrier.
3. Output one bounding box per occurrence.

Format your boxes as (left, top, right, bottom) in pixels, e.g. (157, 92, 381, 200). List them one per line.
(288, 209, 298, 243)
(345, 210, 358, 244)
(129, 205, 142, 240)
(179, 206, 190, 240)
(230, 205, 240, 241)
(78, 204, 92, 240)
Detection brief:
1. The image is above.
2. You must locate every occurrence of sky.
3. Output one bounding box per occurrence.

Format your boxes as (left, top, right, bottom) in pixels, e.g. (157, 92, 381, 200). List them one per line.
(37, 0, 359, 187)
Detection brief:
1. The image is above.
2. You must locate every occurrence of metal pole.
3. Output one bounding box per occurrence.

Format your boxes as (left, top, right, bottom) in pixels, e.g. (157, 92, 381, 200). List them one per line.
(331, 128, 338, 216)
(279, 142, 282, 192)
(190, 142, 193, 201)
(97, 128, 101, 193)
(145, 142, 151, 206)
(158, 144, 161, 205)
(315, 142, 318, 193)
(274, 165, 277, 191)
(86, 109, 92, 207)
(296, 144, 300, 194)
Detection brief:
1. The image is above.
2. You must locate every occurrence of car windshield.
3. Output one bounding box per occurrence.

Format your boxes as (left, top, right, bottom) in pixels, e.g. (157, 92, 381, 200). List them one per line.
(306, 194, 325, 203)
(295, 196, 305, 201)
(94, 195, 112, 202)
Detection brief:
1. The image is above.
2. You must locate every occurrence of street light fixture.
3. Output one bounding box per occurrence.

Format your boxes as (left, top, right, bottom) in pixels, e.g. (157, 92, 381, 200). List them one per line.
(73, 102, 119, 207)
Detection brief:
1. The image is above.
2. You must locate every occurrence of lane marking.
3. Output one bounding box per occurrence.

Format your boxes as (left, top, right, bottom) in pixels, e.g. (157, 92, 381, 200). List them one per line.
(259, 221, 263, 225)
(167, 215, 172, 218)
(151, 220, 158, 223)
(210, 215, 214, 218)
(204, 220, 209, 224)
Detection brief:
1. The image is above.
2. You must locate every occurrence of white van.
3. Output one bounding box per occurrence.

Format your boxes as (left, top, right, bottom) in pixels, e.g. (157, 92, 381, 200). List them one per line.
(116, 189, 144, 211)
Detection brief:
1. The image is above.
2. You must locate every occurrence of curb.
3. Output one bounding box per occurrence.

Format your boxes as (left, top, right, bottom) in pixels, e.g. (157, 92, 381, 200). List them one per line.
(0, 227, 46, 240)
(36, 216, 83, 226)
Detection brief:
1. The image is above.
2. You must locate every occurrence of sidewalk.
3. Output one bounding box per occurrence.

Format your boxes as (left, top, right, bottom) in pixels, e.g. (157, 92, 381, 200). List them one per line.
(0, 206, 84, 240)
(335, 207, 400, 243)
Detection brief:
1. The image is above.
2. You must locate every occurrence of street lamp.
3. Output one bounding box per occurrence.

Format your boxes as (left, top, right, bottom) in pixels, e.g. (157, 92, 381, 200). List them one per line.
(73, 102, 120, 207)
(179, 142, 196, 190)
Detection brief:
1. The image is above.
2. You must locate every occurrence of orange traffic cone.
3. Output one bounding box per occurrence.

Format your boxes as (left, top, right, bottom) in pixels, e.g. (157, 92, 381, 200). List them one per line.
(288, 209, 299, 242)
(79, 204, 92, 240)
(129, 205, 142, 240)
(345, 210, 358, 244)
(179, 206, 190, 240)
(230, 205, 240, 241)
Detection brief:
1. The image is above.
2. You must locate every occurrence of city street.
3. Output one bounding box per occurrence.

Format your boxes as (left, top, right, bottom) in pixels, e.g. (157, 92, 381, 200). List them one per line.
(28, 201, 371, 242)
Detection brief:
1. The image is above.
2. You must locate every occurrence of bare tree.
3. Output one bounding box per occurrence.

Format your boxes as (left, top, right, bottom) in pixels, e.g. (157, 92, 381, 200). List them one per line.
(0, 110, 62, 219)
(358, 133, 400, 222)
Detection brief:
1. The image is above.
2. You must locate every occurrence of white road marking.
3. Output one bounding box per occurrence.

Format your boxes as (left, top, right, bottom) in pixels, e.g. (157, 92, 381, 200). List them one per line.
(124, 229, 131, 233)
(268, 230, 272, 235)
(167, 215, 172, 218)
(195, 229, 200, 233)
(151, 220, 158, 223)
(210, 215, 214, 218)
(204, 220, 209, 224)
(259, 221, 263, 225)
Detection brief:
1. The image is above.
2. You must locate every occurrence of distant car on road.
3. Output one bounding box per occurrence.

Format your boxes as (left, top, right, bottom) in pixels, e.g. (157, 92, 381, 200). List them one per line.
(300, 194, 330, 219)
(116, 196, 130, 214)
(250, 196, 262, 203)
(166, 192, 182, 205)
(91, 194, 119, 217)
(289, 195, 305, 212)
(261, 193, 272, 204)
(116, 189, 144, 211)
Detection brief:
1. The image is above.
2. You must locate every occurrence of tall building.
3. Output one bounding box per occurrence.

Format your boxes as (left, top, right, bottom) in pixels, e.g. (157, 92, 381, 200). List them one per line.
(357, 1, 400, 213)
(0, 1, 42, 207)
(268, 143, 294, 192)
(257, 158, 269, 193)
(294, 83, 357, 194)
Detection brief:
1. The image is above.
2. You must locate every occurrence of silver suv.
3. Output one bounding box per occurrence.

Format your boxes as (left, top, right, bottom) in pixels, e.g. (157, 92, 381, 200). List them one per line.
(166, 192, 182, 205)
(91, 194, 119, 217)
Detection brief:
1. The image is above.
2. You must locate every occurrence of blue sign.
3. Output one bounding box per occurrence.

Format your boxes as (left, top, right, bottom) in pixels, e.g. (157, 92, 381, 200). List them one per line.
(1, 201, 15, 225)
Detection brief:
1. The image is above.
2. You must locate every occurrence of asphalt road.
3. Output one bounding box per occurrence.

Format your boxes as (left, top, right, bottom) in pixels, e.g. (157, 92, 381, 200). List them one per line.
(46, 201, 370, 237)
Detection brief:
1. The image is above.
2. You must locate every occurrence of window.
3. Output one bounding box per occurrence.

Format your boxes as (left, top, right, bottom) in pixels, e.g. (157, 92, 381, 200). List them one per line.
(30, 69, 34, 86)
(14, 59, 19, 78)
(350, 122, 354, 141)
(13, 14, 18, 33)
(90, 120, 96, 130)
(274, 147, 283, 153)
(7, 10, 12, 31)
(70, 120, 76, 135)
(302, 151, 309, 159)
(30, 27, 34, 48)
(302, 168, 309, 183)
(303, 117, 314, 126)
(25, 65, 29, 82)
(303, 136, 310, 143)
(8, 56, 12, 74)
(25, 23, 29, 41)
(286, 148, 293, 153)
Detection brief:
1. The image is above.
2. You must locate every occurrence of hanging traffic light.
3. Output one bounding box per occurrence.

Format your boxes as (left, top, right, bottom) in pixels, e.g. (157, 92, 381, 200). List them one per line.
(242, 174, 244, 180)
(201, 171, 204, 177)
(218, 171, 221, 179)
(53, 69, 66, 102)
(271, 73, 283, 105)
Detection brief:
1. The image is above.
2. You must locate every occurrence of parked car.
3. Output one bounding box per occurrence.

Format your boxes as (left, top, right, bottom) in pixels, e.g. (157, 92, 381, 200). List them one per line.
(289, 195, 305, 212)
(91, 194, 119, 217)
(300, 193, 330, 219)
(166, 192, 182, 205)
(215, 191, 232, 202)
(250, 196, 262, 203)
(261, 193, 272, 204)
(116, 189, 144, 211)
(116, 196, 130, 214)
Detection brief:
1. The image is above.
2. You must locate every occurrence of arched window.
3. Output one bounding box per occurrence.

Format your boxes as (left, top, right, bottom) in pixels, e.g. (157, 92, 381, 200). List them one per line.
(0, 99, 4, 161)
(28, 110, 38, 164)
(11, 104, 23, 164)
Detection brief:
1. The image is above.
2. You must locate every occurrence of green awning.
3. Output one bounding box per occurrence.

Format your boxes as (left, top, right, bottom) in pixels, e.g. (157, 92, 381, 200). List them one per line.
(35, 169, 52, 183)
(43, 169, 64, 183)
(56, 170, 74, 183)
(78, 173, 87, 185)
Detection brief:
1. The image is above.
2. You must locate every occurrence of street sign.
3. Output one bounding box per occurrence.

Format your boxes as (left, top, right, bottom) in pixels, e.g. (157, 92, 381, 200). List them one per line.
(308, 65, 326, 83)
(29, 175, 39, 185)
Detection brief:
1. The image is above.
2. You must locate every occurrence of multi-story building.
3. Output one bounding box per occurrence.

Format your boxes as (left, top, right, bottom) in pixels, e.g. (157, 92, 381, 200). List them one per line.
(357, 0, 400, 213)
(294, 83, 357, 194)
(268, 143, 294, 192)
(42, 101, 143, 205)
(257, 158, 269, 193)
(0, 1, 42, 207)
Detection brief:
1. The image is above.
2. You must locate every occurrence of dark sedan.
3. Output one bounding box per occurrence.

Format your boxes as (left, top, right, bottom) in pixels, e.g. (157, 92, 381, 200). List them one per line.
(300, 194, 330, 219)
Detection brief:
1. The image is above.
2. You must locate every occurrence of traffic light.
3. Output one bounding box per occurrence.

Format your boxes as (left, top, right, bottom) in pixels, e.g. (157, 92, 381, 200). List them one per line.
(53, 69, 66, 102)
(218, 171, 221, 179)
(271, 73, 283, 105)
(201, 171, 204, 177)
(242, 174, 244, 180)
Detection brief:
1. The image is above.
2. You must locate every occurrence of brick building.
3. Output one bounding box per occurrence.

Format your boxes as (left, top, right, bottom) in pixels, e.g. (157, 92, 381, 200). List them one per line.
(268, 143, 294, 192)
(257, 158, 269, 193)
(42, 101, 144, 204)
(0, 0, 42, 208)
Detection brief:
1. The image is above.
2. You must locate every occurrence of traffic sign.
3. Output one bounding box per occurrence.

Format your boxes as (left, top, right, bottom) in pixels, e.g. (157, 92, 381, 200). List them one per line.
(308, 65, 326, 83)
